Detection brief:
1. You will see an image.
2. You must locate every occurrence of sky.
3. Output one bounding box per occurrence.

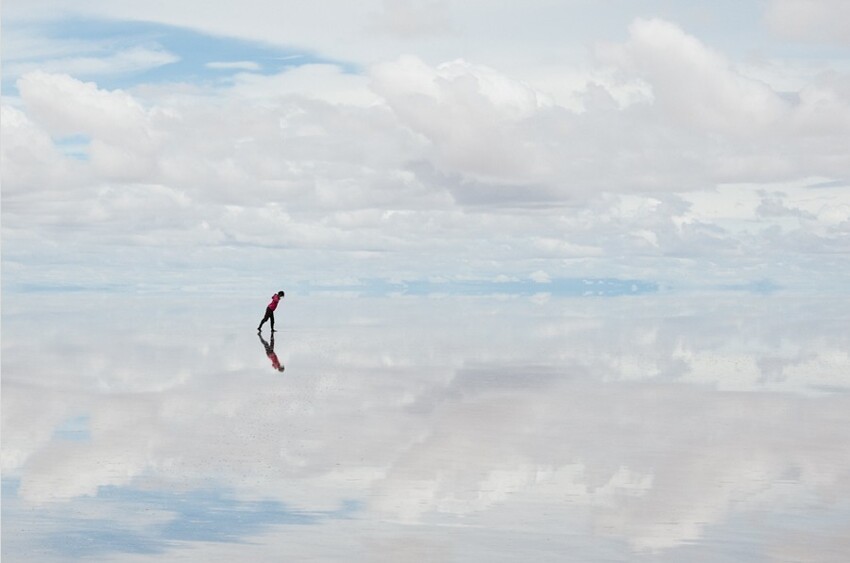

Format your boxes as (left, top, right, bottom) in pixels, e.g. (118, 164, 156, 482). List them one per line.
(2, 0, 849, 296)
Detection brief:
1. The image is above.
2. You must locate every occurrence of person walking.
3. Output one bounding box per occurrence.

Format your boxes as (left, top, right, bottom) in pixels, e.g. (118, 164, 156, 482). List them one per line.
(258, 290, 284, 332)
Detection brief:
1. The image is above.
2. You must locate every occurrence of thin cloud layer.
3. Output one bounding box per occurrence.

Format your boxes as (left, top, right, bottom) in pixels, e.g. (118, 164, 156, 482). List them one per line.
(765, 0, 850, 45)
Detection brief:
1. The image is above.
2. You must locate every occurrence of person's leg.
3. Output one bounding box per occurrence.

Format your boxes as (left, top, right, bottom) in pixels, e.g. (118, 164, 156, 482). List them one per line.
(270, 311, 275, 332)
(258, 307, 271, 330)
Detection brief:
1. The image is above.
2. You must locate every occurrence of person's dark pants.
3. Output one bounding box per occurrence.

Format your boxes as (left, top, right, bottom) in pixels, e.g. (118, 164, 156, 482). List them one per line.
(258, 307, 274, 330)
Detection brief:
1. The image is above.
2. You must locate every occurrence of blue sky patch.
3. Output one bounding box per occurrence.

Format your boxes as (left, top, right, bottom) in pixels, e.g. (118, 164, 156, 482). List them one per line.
(1, 479, 361, 559)
(717, 278, 782, 294)
(53, 133, 91, 160)
(52, 415, 92, 442)
(4, 18, 354, 93)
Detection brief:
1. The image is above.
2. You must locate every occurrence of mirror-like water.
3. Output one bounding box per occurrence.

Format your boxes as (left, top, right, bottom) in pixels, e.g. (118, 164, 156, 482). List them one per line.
(3, 291, 849, 561)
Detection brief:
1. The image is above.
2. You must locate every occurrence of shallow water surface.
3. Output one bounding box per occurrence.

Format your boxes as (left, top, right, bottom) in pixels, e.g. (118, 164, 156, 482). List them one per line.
(2, 292, 849, 561)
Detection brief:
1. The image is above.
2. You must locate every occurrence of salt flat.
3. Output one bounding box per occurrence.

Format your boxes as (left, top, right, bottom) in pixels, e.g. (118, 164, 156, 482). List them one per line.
(2, 291, 849, 561)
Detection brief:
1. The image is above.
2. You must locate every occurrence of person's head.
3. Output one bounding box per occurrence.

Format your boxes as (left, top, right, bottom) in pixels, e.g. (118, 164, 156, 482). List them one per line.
(277, 290, 285, 297)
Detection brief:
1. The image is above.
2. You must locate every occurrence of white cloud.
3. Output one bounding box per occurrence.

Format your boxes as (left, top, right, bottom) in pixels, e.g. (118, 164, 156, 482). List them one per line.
(370, 56, 555, 184)
(205, 60, 261, 71)
(16, 71, 161, 183)
(6, 46, 179, 79)
(17, 71, 151, 142)
(1, 25, 178, 83)
(600, 18, 791, 136)
(228, 64, 382, 106)
(529, 269, 550, 283)
(0, 105, 89, 194)
(2, 10, 849, 289)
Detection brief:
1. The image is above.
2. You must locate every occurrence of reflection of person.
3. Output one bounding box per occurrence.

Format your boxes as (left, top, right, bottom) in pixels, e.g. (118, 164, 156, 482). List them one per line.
(257, 290, 284, 332)
(259, 333, 285, 372)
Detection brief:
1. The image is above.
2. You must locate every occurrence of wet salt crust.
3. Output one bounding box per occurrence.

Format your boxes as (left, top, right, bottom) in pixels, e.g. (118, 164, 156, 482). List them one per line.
(3, 292, 849, 562)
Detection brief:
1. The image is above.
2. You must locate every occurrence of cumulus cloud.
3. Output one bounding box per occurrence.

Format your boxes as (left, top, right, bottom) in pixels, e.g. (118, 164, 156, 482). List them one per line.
(3, 14, 849, 289)
(370, 56, 555, 184)
(600, 18, 791, 135)
(369, 18, 849, 204)
(0, 105, 89, 195)
(602, 19, 850, 184)
(15, 71, 159, 182)
(18, 71, 150, 140)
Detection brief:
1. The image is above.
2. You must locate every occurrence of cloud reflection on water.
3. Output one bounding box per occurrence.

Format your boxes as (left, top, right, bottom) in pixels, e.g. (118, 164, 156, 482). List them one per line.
(2, 292, 849, 561)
